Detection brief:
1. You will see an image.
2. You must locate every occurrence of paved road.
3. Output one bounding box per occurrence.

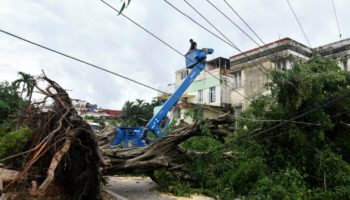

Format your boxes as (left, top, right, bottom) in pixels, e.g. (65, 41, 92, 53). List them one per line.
(105, 176, 213, 200)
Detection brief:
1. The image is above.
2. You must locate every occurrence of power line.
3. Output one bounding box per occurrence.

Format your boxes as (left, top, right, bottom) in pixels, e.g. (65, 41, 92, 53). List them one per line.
(236, 116, 321, 126)
(100, 0, 250, 101)
(220, 0, 295, 68)
(222, 0, 265, 46)
(163, 0, 273, 77)
(183, 0, 237, 48)
(101, 0, 185, 59)
(170, 0, 298, 91)
(286, 0, 312, 47)
(0, 29, 168, 95)
(331, 0, 342, 39)
(206, 0, 261, 47)
(191, 103, 321, 126)
(182, 0, 251, 101)
(206, 0, 281, 64)
(163, 0, 240, 51)
(206, 91, 350, 155)
(257, 108, 350, 144)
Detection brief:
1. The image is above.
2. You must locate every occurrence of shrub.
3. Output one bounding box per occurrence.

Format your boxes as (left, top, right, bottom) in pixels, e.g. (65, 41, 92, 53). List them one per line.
(0, 126, 33, 159)
(109, 120, 117, 126)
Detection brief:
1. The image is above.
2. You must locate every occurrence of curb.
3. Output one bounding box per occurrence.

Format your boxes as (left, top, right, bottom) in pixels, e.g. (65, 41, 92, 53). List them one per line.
(103, 186, 129, 200)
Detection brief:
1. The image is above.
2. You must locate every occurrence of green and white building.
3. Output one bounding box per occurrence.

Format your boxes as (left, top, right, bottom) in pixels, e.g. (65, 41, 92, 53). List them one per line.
(154, 57, 233, 124)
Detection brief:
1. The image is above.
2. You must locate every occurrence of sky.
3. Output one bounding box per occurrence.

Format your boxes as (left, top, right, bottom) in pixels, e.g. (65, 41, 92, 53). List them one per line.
(0, 0, 349, 110)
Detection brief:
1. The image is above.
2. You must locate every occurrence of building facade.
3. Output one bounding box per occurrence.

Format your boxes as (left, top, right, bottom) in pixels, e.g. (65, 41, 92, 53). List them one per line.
(154, 57, 233, 123)
(229, 37, 350, 112)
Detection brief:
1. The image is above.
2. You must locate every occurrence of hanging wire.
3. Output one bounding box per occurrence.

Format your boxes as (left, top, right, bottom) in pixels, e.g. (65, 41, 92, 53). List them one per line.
(100, 0, 250, 101)
(331, 0, 342, 39)
(286, 0, 312, 47)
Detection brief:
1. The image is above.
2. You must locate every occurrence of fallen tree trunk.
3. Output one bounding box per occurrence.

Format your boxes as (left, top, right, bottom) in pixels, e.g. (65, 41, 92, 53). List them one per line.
(102, 114, 234, 176)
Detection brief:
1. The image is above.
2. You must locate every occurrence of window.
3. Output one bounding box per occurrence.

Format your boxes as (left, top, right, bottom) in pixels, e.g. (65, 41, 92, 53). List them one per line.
(275, 59, 287, 70)
(233, 71, 242, 89)
(198, 90, 203, 102)
(343, 60, 348, 71)
(209, 87, 216, 102)
(180, 70, 188, 80)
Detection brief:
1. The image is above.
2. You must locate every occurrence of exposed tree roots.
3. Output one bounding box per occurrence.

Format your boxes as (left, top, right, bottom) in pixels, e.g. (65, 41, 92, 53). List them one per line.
(2, 73, 103, 200)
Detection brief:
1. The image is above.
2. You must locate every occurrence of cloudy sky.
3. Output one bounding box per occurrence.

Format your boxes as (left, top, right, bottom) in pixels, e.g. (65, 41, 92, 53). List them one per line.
(0, 0, 349, 110)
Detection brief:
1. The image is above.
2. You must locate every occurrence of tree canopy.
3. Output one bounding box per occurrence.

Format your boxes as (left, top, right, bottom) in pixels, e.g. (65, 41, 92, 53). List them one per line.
(155, 55, 350, 199)
(120, 99, 162, 127)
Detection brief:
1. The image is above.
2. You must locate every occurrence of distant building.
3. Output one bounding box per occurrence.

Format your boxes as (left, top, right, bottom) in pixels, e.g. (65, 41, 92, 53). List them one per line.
(71, 99, 121, 120)
(71, 99, 97, 113)
(229, 37, 350, 114)
(81, 109, 121, 120)
(153, 57, 233, 124)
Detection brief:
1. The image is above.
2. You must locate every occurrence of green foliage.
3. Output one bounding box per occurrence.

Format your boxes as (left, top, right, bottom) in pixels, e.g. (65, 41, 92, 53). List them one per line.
(248, 168, 308, 200)
(154, 168, 195, 196)
(181, 136, 221, 152)
(109, 120, 117, 126)
(0, 72, 35, 123)
(84, 115, 97, 121)
(184, 107, 204, 122)
(120, 99, 162, 127)
(0, 81, 22, 123)
(154, 56, 350, 199)
(163, 119, 178, 135)
(0, 126, 32, 159)
(118, 0, 131, 15)
(12, 72, 35, 101)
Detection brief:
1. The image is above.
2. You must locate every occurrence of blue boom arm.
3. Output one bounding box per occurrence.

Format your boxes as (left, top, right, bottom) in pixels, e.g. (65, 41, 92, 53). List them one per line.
(111, 48, 213, 148)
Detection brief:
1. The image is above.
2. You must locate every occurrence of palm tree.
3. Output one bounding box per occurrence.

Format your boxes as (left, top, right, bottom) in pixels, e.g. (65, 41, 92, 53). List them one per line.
(12, 72, 35, 105)
(12, 72, 35, 129)
(121, 100, 136, 127)
(120, 99, 167, 127)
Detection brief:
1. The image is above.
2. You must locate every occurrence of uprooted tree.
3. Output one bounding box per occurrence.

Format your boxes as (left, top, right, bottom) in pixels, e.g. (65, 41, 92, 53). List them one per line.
(1, 73, 233, 199)
(1, 73, 103, 199)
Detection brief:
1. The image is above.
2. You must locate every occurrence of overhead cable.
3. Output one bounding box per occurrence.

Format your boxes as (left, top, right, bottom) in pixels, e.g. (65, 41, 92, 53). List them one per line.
(191, 103, 321, 126)
(331, 0, 342, 39)
(100, 0, 250, 101)
(0, 29, 167, 95)
(183, 0, 238, 48)
(176, 0, 298, 90)
(286, 0, 312, 47)
(257, 108, 350, 143)
(206, 0, 261, 47)
(206, 91, 350, 155)
(163, 0, 272, 76)
(222, 0, 266, 46)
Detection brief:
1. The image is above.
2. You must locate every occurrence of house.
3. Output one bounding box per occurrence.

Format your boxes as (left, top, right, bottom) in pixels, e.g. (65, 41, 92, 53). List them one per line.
(153, 57, 233, 124)
(229, 37, 350, 114)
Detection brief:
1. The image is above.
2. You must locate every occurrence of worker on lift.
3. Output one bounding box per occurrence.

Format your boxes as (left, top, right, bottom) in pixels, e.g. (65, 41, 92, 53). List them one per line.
(187, 39, 197, 54)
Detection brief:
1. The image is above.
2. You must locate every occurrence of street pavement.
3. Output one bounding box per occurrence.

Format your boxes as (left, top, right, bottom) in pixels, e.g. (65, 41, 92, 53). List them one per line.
(105, 176, 213, 200)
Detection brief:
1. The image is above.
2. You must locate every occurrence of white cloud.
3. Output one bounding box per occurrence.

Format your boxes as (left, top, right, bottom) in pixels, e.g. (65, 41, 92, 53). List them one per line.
(0, 0, 349, 109)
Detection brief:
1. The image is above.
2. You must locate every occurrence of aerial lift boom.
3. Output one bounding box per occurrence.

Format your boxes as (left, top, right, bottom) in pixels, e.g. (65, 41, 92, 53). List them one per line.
(111, 48, 213, 148)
